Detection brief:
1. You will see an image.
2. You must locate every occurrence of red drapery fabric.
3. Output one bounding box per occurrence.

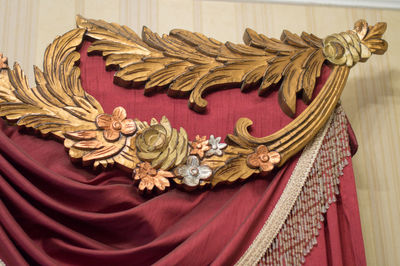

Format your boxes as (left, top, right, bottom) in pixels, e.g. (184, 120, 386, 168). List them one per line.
(0, 42, 366, 265)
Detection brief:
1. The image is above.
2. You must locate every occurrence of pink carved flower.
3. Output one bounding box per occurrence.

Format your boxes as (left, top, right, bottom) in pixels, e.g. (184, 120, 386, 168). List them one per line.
(95, 106, 137, 141)
(247, 145, 281, 172)
(190, 135, 210, 158)
(133, 162, 174, 192)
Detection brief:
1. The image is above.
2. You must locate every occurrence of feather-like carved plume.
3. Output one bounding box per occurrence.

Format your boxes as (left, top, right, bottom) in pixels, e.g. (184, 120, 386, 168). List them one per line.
(0, 28, 103, 138)
(76, 15, 326, 117)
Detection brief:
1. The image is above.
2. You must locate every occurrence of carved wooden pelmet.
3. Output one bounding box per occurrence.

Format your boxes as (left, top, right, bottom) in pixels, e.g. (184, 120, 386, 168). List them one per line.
(0, 17, 387, 193)
(0, 16, 388, 265)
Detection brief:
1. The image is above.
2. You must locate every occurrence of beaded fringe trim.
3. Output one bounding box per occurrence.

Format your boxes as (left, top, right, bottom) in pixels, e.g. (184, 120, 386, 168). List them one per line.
(237, 105, 350, 266)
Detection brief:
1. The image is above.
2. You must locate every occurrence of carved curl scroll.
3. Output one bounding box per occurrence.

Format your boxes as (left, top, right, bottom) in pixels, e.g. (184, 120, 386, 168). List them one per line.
(323, 19, 387, 67)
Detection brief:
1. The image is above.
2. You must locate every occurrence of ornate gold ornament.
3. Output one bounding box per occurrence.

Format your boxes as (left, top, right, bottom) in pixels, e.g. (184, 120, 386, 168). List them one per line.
(0, 16, 387, 194)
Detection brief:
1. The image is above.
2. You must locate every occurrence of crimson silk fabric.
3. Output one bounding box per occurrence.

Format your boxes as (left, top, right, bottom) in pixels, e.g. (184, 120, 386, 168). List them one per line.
(0, 42, 366, 266)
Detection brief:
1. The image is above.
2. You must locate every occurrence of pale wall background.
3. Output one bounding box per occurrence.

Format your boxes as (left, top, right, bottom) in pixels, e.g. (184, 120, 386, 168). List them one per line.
(1, 0, 399, 265)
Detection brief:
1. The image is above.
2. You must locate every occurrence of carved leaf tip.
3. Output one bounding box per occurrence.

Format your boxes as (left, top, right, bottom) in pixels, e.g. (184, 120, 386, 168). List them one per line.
(353, 19, 369, 40)
(0, 53, 8, 69)
(360, 21, 388, 55)
(75, 14, 86, 27)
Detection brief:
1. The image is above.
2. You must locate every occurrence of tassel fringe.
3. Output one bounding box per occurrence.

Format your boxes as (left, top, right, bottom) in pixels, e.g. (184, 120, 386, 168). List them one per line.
(258, 106, 351, 265)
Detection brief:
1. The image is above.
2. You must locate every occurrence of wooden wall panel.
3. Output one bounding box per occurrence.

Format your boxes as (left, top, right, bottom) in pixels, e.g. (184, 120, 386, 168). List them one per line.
(0, 0, 398, 264)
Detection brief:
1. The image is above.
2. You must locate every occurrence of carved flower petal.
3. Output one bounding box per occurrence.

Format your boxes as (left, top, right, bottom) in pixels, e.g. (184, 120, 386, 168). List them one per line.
(195, 135, 207, 142)
(247, 153, 260, 168)
(260, 162, 274, 172)
(139, 177, 154, 191)
(176, 165, 190, 176)
(133, 170, 141, 180)
(104, 129, 120, 141)
(208, 135, 216, 145)
(141, 162, 152, 171)
(138, 181, 145, 191)
(183, 175, 200, 187)
(190, 148, 201, 157)
(187, 155, 200, 167)
(201, 140, 210, 148)
(112, 106, 127, 121)
(160, 177, 171, 188)
(256, 145, 269, 155)
(136, 169, 148, 180)
(268, 151, 281, 164)
(218, 143, 227, 150)
(189, 142, 197, 149)
(121, 119, 137, 135)
(157, 170, 174, 178)
(198, 165, 212, 180)
(196, 150, 205, 158)
(154, 176, 170, 190)
(152, 177, 162, 190)
(208, 148, 223, 157)
(205, 149, 214, 157)
(96, 114, 112, 129)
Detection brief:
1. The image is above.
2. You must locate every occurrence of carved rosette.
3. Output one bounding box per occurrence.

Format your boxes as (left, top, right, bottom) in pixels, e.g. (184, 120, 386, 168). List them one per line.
(247, 145, 281, 173)
(64, 106, 139, 170)
(0, 17, 387, 195)
(135, 117, 189, 171)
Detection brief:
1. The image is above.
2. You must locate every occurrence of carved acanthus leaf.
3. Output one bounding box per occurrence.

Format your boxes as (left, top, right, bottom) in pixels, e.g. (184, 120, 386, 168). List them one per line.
(361, 21, 388, 54)
(76, 15, 327, 117)
(0, 29, 103, 139)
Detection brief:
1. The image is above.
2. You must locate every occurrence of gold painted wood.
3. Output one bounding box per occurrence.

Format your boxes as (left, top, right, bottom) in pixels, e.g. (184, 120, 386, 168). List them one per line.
(0, 17, 387, 194)
(229, 65, 350, 166)
(1, 3, 396, 264)
(0, 29, 103, 139)
(76, 15, 327, 117)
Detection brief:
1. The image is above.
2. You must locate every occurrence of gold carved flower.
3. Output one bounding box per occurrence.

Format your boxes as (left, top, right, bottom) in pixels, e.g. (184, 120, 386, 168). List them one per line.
(190, 135, 210, 158)
(246, 145, 281, 172)
(95, 106, 137, 141)
(133, 162, 174, 192)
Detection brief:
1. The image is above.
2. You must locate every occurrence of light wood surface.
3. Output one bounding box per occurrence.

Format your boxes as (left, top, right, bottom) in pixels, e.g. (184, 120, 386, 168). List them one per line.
(0, 0, 399, 264)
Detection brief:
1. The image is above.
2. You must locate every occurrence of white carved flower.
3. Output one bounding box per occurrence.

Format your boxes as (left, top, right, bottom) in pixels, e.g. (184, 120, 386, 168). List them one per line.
(176, 156, 212, 187)
(205, 135, 227, 157)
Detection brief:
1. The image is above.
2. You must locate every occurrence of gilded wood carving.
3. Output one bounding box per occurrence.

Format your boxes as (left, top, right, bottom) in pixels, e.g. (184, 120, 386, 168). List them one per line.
(0, 17, 387, 194)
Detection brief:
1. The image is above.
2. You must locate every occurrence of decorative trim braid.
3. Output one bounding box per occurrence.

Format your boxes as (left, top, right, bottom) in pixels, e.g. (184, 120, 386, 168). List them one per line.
(259, 105, 350, 265)
(237, 105, 350, 265)
(0, 17, 386, 194)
